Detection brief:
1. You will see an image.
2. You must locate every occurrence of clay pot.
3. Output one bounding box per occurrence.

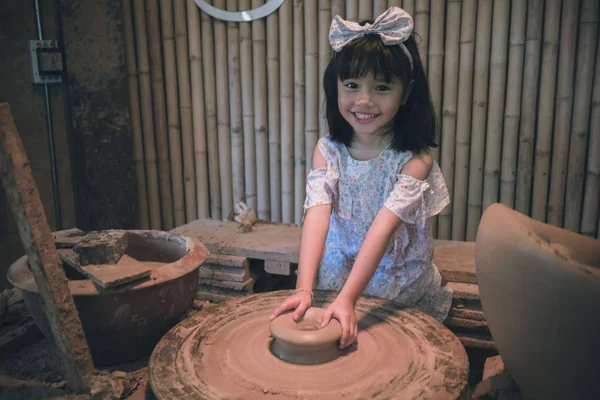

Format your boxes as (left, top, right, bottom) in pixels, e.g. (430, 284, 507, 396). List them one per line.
(269, 307, 342, 365)
(475, 203, 600, 400)
(7, 230, 209, 366)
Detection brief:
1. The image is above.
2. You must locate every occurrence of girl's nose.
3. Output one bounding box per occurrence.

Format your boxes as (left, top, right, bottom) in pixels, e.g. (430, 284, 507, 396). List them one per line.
(355, 91, 374, 107)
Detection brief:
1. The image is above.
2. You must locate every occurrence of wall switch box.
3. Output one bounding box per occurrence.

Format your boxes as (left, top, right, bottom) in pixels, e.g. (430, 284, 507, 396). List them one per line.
(29, 40, 63, 84)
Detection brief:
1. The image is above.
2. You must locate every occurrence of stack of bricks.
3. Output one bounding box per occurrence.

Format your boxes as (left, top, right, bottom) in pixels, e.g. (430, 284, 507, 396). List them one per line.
(196, 254, 254, 303)
(443, 282, 495, 351)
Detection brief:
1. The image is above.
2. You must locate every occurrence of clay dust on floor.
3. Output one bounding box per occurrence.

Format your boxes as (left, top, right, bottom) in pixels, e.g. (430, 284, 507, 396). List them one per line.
(0, 336, 149, 400)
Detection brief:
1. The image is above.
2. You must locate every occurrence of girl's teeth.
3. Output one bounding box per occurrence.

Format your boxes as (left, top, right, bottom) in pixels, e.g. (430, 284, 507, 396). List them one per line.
(355, 113, 376, 120)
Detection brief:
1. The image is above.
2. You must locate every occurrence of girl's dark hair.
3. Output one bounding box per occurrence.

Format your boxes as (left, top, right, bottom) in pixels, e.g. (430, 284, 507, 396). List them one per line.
(323, 25, 438, 154)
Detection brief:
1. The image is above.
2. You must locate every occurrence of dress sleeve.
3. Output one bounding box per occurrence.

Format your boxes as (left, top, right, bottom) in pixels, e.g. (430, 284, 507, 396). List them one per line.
(383, 161, 450, 224)
(303, 138, 339, 210)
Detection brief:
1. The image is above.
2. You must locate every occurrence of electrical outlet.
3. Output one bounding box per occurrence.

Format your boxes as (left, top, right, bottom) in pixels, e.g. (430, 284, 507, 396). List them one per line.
(29, 40, 63, 84)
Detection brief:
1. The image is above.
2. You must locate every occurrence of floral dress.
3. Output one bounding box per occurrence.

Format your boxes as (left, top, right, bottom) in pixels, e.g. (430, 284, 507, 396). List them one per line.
(304, 135, 453, 322)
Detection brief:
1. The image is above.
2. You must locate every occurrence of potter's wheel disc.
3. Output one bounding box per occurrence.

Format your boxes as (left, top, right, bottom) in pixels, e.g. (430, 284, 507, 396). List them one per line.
(149, 290, 469, 400)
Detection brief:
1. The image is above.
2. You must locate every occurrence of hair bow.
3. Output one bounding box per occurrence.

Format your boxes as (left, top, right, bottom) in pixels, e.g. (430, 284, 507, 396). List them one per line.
(329, 7, 414, 73)
(329, 7, 414, 52)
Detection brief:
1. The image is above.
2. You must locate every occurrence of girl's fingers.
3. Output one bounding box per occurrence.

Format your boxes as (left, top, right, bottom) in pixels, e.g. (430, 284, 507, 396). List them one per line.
(320, 308, 333, 328)
(270, 299, 297, 320)
(292, 302, 309, 321)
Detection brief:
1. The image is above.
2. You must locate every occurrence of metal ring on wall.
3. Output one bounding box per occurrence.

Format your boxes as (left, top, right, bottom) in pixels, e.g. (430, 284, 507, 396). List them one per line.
(193, 0, 285, 22)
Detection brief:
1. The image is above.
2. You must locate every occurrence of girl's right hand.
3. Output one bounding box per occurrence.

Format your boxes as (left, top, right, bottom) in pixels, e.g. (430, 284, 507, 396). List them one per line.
(269, 290, 312, 321)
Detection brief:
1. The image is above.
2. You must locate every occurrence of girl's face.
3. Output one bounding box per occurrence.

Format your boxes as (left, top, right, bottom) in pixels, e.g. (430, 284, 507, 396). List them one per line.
(337, 72, 404, 140)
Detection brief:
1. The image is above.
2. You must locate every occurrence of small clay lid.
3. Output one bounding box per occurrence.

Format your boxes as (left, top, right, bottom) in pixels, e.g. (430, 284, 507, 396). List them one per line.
(270, 307, 342, 347)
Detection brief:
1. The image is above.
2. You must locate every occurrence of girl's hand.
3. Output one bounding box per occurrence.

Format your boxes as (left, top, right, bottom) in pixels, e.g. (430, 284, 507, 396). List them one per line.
(270, 291, 313, 321)
(320, 296, 358, 349)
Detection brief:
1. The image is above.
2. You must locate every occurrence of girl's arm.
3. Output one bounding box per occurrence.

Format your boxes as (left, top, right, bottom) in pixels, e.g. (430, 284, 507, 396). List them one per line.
(338, 151, 434, 305)
(271, 146, 331, 320)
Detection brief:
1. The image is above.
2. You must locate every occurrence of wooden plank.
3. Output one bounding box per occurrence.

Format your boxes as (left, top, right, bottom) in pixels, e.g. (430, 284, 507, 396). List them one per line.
(205, 254, 248, 268)
(448, 307, 486, 321)
(444, 316, 488, 330)
(457, 335, 496, 351)
(0, 103, 94, 390)
(447, 282, 480, 301)
(173, 219, 477, 281)
(0, 321, 42, 360)
(58, 249, 151, 289)
(196, 285, 248, 303)
(198, 278, 254, 292)
(198, 265, 248, 283)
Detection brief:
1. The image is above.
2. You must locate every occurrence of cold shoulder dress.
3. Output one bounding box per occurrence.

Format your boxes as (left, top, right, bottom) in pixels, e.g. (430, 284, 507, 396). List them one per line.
(304, 135, 453, 322)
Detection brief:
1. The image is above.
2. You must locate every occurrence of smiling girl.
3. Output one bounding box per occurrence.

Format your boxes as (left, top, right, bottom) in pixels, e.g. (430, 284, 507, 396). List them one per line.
(270, 7, 452, 349)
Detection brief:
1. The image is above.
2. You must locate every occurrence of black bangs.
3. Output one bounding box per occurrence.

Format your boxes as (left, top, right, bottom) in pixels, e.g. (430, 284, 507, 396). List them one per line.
(335, 34, 412, 84)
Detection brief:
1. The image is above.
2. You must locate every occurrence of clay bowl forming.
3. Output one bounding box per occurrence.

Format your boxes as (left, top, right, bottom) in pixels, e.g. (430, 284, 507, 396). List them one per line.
(475, 204, 600, 400)
(7, 230, 209, 366)
(269, 307, 342, 365)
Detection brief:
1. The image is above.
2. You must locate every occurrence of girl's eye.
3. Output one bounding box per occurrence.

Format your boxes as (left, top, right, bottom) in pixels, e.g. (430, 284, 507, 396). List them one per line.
(344, 82, 358, 89)
(376, 86, 391, 91)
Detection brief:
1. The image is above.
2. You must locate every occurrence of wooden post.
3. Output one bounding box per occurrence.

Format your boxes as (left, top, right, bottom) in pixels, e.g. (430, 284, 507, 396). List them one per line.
(267, 9, 281, 221)
(0, 103, 94, 391)
(294, 0, 306, 225)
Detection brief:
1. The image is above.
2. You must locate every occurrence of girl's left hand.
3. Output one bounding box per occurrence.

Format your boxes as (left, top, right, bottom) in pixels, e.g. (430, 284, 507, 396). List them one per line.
(320, 296, 358, 349)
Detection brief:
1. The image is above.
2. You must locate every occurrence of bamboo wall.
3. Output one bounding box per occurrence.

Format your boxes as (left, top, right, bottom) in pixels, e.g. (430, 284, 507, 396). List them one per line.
(122, 0, 600, 241)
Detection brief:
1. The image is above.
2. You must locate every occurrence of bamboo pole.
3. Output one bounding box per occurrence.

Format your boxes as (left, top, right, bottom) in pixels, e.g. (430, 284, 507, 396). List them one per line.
(146, 0, 174, 229)
(121, 0, 149, 229)
(547, 0, 579, 227)
(267, 9, 281, 221)
(319, 2, 331, 138)
(374, 0, 387, 17)
(160, 0, 186, 226)
(465, 0, 492, 241)
(280, 0, 294, 223)
(481, 0, 510, 211)
(437, 0, 461, 241)
(239, 0, 256, 213)
(214, 0, 233, 218)
(227, 0, 245, 207)
(415, 0, 430, 73)
(427, 0, 445, 237)
(499, 0, 527, 209)
(346, 0, 358, 21)
(514, 0, 543, 215)
(294, 0, 306, 225)
(133, 0, 161, 229)
(402, 0, 414, 19)
(564, 0, 598, 232)
(187, 0, 210, 219)
(580, 43, 600, 237)
(388, 0, 402, 9)
(359, 0, 373, 20)
(332, 0, 345, 18)
(253, 0, 270, 220)
(200, 1, 221, 220)
(531, 0, 561, 222)
(451, 0, 476, 241)
(427, 0, 444, 164)
(306, 0, 319, 173)
(174, 0, 197, 222)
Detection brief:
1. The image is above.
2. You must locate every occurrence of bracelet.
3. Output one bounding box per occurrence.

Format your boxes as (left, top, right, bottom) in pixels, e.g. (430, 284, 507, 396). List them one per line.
(292, 288, 313, 299)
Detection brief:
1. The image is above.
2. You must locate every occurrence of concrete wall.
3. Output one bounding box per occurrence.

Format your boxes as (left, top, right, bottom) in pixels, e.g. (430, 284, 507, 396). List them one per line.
(0, 1, 76, 288)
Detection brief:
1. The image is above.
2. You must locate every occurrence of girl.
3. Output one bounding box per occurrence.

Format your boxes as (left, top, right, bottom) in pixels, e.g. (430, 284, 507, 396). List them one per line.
(270, 7, 452, 349)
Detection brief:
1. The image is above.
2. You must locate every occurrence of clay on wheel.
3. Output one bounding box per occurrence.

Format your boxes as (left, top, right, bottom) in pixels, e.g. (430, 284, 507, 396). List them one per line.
(270, 307, 342, 365)
(149, 290, 469, 400)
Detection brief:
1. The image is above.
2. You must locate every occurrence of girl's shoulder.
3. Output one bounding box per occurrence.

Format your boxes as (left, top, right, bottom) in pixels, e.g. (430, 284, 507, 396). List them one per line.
(317, 134, 345, 161)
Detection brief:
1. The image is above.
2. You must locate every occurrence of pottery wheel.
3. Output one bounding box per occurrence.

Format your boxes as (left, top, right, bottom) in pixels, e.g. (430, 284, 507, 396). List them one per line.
(149, 290, 469, 399)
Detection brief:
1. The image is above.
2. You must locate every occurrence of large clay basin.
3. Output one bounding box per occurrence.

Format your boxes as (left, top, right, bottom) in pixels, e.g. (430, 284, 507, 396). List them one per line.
(475, 203, 600, 399)
(7, 230, 209, 366)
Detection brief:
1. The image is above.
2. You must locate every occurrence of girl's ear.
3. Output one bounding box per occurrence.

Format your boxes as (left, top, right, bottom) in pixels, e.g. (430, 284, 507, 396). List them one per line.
(401, 80, 414, 105)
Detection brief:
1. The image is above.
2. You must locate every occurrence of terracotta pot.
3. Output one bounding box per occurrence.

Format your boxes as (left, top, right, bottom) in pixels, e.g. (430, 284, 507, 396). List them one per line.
(7, 230, 209, 366)
(475, 203, 600, 399)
